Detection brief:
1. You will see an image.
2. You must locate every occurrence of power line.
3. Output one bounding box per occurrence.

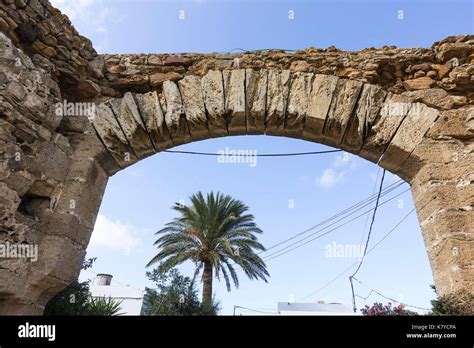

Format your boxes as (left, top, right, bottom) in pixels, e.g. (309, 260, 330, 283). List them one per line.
(163, 149, 342, 157)
(351, 169, 386, 277)
(261, 186, 407, 262)
(258, 180, 404, 256)
(349, 169, 386, 312)
(353, 277, 431, 311)
(296, 205, 416, 302)
(359, 168, 381, 246)
(234, 185, 409, 275)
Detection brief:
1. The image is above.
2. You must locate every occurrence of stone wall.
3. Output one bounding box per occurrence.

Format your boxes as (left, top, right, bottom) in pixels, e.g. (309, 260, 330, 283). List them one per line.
(0, 1, 473, 314)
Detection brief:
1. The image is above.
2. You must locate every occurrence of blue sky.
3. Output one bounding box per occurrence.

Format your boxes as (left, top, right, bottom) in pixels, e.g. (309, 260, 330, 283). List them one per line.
(52, 0, 473, 315)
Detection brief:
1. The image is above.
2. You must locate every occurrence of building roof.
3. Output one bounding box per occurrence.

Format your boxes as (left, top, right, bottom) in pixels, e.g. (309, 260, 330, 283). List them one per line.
(90, 284, 145, 299)
(277, 302, 356, 315)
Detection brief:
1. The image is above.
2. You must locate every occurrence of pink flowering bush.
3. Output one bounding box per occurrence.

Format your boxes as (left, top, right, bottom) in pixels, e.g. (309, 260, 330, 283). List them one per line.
(361, 302, 417, 316)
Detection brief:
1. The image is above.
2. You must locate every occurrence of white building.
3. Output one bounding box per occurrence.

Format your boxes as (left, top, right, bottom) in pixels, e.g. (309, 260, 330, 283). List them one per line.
(89, 274, 145, 315)
(277, 301, 359, 315)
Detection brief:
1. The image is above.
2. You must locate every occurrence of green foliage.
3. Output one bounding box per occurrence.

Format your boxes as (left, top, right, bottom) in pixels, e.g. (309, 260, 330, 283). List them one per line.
(142, 266, 220, 316)
(429, 285, 462, 316)
(44, 257, 97, 316)
(361, 302, 418, 316)
(85, 296, 123, 316)
(148, 191, 269, 304)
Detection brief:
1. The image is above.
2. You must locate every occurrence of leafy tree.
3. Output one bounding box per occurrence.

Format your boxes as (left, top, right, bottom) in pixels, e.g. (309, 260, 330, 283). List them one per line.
(44, 257, 97, 315)
(429, 285, 462, 316)
(147, 191, 269, 305)
(361, 302, 418, 316)
(85, 296, 123, 316)
(142, 266, 220, 316)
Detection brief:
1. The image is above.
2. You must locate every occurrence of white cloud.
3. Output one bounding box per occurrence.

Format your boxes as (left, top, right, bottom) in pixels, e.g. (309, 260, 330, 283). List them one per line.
(50, 0, 124, 52)
(89, 214, 140, 252)
(317, 152, 357, 189)
(318, 168, 345, 189)
(50, 0, 94, 20)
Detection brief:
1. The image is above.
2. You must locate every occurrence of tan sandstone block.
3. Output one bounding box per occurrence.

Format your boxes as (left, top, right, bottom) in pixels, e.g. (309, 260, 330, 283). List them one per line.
(134, 91, 173, 151)
(359, 94, 412, 164)
(223, 69, 246, 135)
(162, 80, 191, 146)
(303, 74, 338, 143)
(246, 69, 267, 135)
(178, 75, 211, 141)
(266, 69, 290, 136)
(323, 79, 363, 147)
(379, 103, 439, 172)
(342, 84, 387, 151)
(108, 92, 155, 159)
(92, 103, 138, 168)
(201, 70, 227, 137)
(285, 72, 314, 138)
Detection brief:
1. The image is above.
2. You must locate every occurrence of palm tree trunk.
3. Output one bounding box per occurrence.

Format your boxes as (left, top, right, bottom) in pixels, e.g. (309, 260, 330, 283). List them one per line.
(202, 261, 213, 305)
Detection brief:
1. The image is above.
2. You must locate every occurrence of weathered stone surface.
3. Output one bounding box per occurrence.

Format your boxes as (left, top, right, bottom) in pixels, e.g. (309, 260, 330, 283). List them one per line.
(178, 75, 210, 141)
(92, 103, 138, 167)
(303, 74, 338, 142)
(150, 71, 182, 87)
(162, 80, 191, 145)
(245, 69, 267, 134)
(266, 69, 290, 135)
(342, 84, 387, 151)
(223, 69, 246, 135)
(285, 72, 314, 138)
(108, 92, 155, 159)
(379, 103, 439, 172)
(133, 91, 173, 151)
(426, 106, 474, 140)
(323, 79, 363, 146)
(359, 94, 412, 164)
(403, 77, 437, 91)
(401, 88, 468, 110)
(201, 70, 227, 137)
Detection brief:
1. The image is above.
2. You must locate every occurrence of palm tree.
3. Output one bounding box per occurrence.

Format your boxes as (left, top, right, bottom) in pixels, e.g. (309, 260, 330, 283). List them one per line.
(147, 191, 269, 305)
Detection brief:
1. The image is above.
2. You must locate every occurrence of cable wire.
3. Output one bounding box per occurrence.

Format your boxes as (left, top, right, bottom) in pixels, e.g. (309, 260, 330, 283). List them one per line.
(353, 277, 431, 311)
(296, 205, 416, 302)
(163, 149, 342, 157)
(349, 169, 386, 312)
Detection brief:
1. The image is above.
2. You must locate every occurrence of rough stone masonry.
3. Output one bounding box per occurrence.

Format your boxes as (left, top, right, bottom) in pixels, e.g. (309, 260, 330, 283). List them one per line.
(0, 0, 473, 314)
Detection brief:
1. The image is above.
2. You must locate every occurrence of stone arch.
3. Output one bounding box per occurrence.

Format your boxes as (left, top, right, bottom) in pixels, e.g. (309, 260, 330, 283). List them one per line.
(91, 69, 434, 181)
(0, 2, 472, 314)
